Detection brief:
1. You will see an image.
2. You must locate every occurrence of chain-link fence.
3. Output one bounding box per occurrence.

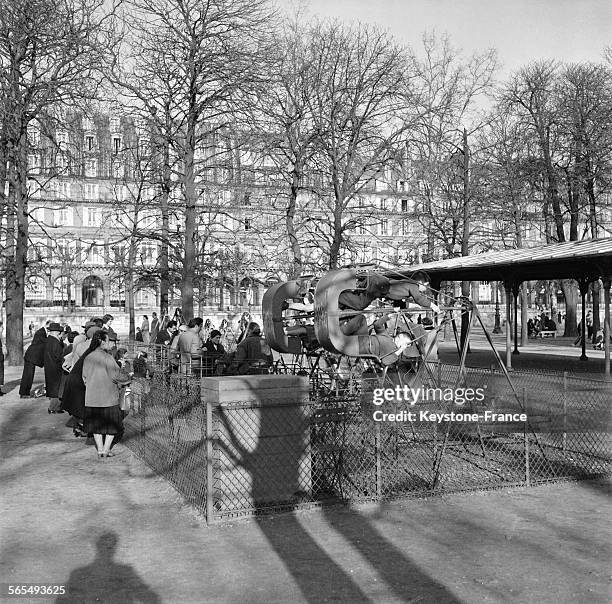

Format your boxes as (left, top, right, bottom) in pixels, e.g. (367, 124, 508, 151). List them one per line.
(122, 364, 611, 523)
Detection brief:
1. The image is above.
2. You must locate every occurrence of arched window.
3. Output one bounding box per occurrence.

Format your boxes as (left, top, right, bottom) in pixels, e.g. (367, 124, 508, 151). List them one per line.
(82, 275, 104, 307)
(25, 276, 47, 307)
(53, 276, 76, 307)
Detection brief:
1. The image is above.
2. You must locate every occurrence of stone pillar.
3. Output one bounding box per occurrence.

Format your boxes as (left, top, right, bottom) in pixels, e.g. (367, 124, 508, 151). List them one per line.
(202, 375, 311, 512)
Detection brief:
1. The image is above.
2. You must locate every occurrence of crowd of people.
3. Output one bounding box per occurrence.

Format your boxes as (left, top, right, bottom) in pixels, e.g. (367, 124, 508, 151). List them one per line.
(17, 314, 138, 459)
(149, 311, 273, 377)
(14, 310, 274, 459)
(527, 313, 558, 337)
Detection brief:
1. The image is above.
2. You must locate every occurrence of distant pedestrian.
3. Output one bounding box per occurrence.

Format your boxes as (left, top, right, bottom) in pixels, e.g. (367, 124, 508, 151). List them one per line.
(172, 307, 185, 326)
(20, 322, 48, 398)
(135, 327, 143, 342)
(102, 314, 117, 341)
(82, 331, 130, 459)
(141, 315, 150, 344)
(150, 312, 159, 344)
(44, 323, 65, 413)
(586, 311, 593, 339)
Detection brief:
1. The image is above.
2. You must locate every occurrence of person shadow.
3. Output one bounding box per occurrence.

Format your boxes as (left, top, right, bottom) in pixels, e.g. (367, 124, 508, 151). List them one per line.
(56, 532, 161, 604)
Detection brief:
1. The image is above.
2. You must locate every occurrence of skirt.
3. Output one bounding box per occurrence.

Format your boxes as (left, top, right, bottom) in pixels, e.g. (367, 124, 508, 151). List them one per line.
(83, 405, 123, 435)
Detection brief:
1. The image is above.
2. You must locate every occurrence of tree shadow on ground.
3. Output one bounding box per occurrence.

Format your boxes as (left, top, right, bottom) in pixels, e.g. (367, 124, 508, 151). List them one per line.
(216, 392, 461, 604)
(56, 532, 161, 604)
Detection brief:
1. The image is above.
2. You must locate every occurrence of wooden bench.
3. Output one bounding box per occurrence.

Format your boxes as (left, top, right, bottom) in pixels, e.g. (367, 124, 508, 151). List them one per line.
(537, 330, 556, 338)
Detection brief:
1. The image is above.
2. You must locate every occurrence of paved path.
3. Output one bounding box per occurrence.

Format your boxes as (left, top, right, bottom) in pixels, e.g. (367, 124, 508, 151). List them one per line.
(0, 368, 611, 604)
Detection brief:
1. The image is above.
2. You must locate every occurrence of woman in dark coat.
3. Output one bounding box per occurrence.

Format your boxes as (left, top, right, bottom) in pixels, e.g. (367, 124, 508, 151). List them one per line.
(44, 323, 65, 413)
(60, 354, 88, 431)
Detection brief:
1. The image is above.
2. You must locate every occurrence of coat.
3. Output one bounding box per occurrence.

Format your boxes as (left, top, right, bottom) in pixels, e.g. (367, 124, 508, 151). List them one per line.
(44, 336, 64, 398)
(233, 336, 273, 375)
(202, 340, 226, 372)
(150, 317, 159, 342)
(82, 348, 126, 408)
(24, 327, 47, 367)
(60, 355, 87, 419)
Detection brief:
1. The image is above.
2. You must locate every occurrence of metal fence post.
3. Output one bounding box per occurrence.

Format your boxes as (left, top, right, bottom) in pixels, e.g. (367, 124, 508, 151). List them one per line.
(523, 387, 530, 486)
(206, 398, 214, 524)
(375, 421, 382, 498)
(562, 371, 568, 451)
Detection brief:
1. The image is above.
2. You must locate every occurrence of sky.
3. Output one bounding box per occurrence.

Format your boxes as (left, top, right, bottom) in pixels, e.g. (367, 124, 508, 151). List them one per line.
(282, 0, 611, 76)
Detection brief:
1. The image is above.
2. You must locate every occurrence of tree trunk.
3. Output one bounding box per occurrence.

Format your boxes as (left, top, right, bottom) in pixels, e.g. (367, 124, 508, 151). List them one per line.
(159, 137, 171, 318)
(5, 138, 28, 364)
(561, 279, 579, 337)
(286, 166, 303, 278)
(328, 207, 343, 270)
(587, 177, 600, 336)
(520, 285, 529, 346)
(181, 119, 196, 321)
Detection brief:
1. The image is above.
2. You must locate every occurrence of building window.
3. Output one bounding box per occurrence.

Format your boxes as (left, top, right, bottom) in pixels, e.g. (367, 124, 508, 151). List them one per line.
(28, 154, 41, 174)
(83, 245, 104, 266)
(28, 127, 40, 148)
(380, 219, 388, 236)
(84, 184, 99, 200)
(85, 135, 95, 151)
(244, 218, 252, 231)
(113, 136, 121, 154)
(58, 182, 71, 199)
(85, 159, 97, 178)
(82, 275, 104, 306)
(83, 207, 101, 226)
(139, 243, 157, 266)
(401, 199, 408, 212)
(138, 137, 149, 155)
(110, 116, 121, 132)
(53, 207, 73, 226)
(56, 131, 68, 151)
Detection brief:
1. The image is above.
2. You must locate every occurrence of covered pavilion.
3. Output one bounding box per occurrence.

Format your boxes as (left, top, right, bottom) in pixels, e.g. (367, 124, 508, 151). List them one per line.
(389, 238, 612, 377)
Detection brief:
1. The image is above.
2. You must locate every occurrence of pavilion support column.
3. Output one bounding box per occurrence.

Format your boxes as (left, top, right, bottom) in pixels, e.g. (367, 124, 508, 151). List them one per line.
(504, 281, 513, 370)
(512, 283, 520, 355)
(603, 277, 611, 380)
(578, 279, 590, 362)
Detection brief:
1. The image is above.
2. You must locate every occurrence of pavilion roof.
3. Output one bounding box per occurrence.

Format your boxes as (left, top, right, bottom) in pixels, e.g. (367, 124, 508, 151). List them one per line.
(388, 238, 612, 284)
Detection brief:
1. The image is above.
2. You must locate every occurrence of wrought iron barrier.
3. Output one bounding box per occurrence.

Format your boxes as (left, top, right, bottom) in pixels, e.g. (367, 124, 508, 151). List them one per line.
(122, 364, 612, 523)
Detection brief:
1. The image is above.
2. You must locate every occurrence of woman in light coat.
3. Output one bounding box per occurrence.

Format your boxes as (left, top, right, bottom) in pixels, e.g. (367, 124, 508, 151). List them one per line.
(82, 331, 130, 458)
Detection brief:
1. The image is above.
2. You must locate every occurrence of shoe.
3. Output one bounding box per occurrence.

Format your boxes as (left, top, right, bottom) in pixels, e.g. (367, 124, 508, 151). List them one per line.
(97, 451, 105, 460)
(104, 451, 115, 458)
(0, 391, 5, 396)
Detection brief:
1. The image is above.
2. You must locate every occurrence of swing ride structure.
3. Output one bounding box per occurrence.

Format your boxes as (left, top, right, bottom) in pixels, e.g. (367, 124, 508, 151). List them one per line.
(259, 265, 574, 499)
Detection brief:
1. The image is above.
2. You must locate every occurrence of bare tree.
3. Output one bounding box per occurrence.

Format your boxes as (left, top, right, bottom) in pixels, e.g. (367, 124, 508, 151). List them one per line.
(117, 0, 275, 321)
(300, 20, 418, 270)
(0, 0, 117, 363)
(502, 59, 612, 336)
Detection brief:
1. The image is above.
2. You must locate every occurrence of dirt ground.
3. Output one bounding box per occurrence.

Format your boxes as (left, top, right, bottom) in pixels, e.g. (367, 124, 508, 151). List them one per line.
(0, 367, 611, 604)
